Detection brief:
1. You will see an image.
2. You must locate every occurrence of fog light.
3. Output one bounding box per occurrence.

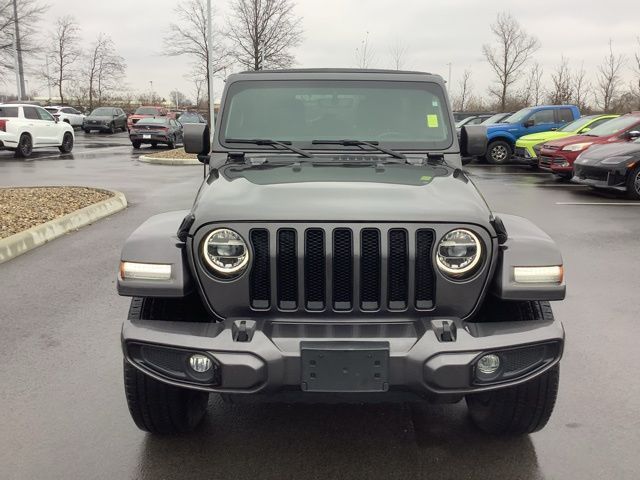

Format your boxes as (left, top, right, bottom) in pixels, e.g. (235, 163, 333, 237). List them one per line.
(189, 354, 212, 373)
(477, 354, 501, 375)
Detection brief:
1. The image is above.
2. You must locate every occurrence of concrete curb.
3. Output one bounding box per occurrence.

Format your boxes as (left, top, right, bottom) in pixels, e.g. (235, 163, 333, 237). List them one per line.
(0, 189, 128, 265)
(138, 155, 200, 165)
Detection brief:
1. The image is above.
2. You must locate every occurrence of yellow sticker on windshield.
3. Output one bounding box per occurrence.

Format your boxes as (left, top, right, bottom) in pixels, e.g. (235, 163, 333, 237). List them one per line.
(427, 114, 439, 128)
(420, 175, 433, 183)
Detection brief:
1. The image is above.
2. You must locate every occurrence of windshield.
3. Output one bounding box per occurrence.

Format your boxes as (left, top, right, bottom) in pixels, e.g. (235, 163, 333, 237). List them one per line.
(482, 113, 509, 124)
(220, 80, 453, 150)
(558, 116, 597, 132)
(45, 107, 59, 113)
(135, 107, 160, 115)
(91, 108, 114, 116)
(586, 115, 640, 136)
(504, 108, 533, 124)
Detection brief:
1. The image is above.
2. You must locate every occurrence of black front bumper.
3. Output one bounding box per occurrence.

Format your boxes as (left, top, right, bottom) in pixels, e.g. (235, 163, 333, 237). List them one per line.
(122, 316, 564, 397)
(573, 164, 628, 191)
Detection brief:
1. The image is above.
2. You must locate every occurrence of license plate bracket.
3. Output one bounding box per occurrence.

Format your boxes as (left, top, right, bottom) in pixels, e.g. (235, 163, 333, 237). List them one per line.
(143, 134, 151, 139)
(301, 342, 389, 392)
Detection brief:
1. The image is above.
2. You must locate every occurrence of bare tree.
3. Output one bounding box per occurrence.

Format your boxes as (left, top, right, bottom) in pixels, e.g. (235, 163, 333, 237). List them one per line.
(44, 16, 82, 104)
(631, 37, 640, 109)
(482, 12, 539, 111)
(519, 62, 543, 106)
(572, 62, 591, 112)
(164, 0, 228, 119)
(355, 31, 376, 69)
(594, 40, 626, 113)
(228, 0, 303, 70)
(388, 38, 408, 70)
(187, 68, 206, 110)
(547, 56, 573, 105)
(0, 0, 47, 85)
(454, 69, 473, 111)
(84, 34, 126, 110)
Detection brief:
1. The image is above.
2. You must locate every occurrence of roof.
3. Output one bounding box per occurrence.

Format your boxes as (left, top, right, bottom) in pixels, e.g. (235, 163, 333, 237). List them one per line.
(239, 68, 433, 75)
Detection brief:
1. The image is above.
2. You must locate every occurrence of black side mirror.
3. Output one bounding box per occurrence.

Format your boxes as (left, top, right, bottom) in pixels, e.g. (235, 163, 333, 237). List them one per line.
(460, 125, 487, 157)
(184, 123, 210, 161)
(524, 119, 535, 128)
(627, 130, 640, 140)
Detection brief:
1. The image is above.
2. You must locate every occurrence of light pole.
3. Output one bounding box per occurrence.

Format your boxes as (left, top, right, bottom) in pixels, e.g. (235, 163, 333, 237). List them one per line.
(207, 0, 215, 141)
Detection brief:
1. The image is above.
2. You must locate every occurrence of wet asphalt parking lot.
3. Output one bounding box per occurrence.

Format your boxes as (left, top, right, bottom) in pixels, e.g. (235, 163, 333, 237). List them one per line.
(1, 132, 639, 480)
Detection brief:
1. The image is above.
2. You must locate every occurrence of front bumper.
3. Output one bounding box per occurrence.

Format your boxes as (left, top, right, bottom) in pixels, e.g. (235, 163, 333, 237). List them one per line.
(538, 149, 578, 173)
(83, 123, 111, 131)
(513, 144, 537, 164)
(122, 316, 564, 398)
(573, 163, 629, 191)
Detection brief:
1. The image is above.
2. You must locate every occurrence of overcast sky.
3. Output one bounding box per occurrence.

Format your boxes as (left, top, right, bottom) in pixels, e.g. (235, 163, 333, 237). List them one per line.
(32, 0, 640, 104)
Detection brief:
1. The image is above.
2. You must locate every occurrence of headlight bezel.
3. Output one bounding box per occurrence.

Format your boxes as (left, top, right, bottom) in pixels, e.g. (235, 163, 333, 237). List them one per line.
(435, 228, 484, 280)
(201, 228, 250, 279)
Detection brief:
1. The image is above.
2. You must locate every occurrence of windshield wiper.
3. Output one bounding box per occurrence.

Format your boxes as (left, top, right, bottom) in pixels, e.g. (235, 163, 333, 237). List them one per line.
(225, 138, 314, 158)
(311, 139, 406, 160)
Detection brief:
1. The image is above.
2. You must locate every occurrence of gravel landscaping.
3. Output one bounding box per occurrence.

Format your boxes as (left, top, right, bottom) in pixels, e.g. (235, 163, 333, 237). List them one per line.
(0, 187, 114, 239)
(145, 147, 197, 160)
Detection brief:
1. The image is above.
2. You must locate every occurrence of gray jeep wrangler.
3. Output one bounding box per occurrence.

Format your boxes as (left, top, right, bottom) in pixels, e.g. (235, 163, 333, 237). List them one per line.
(118, 69, 565, 435)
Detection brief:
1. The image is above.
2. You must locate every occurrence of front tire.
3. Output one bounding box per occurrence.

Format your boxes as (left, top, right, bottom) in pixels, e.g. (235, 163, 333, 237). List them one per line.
(123, 297, 210, 434)
(132, 141, 141, 149)
(485, 140, 512, 164)
(626, 165, 640, 200)
(59, 132, 74, 153)
(14, 133, 33, 158)
(108, 122, 116, 134)
(466, 299, 560, 434)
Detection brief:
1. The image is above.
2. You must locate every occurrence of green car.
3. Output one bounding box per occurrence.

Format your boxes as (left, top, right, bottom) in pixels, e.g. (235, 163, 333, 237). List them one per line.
(514, 114, 619, 163)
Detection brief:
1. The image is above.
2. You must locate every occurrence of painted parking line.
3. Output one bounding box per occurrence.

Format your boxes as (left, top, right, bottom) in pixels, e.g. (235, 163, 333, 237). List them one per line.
(556, 202, 640, 206)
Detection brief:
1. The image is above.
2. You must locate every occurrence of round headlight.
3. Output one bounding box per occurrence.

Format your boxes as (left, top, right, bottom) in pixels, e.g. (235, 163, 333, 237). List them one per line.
(202, 228, 249, 277)
(436, 229, 483, 279)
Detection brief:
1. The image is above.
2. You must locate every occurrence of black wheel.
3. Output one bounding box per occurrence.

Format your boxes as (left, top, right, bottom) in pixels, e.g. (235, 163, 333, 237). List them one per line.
(123, 297, 210, 434)
(167, 136, 176, 149)
(485, 140, 512, 164)
(466, 300, 560, 435)
(151, 142, 158, 148)
(83, 129, 90, 134)
(108, 122, 116, 134)
(14, 133, 33, 158)
(132, 141, 141, 149)
(626, 165, 640, 200)
(58, 132, 74, 153)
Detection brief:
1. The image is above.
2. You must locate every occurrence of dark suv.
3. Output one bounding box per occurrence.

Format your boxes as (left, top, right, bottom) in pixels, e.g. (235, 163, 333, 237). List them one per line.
(117, 69, 566, 436)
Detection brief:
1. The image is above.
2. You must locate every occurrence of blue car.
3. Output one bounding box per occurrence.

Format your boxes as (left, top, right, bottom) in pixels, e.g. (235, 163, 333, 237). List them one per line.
(483, 105, 580, 164)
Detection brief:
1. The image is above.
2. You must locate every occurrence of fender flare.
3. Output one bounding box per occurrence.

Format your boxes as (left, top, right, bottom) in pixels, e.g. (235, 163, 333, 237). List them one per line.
(490, 214, 566, 301)
(117, 210, 194, 298)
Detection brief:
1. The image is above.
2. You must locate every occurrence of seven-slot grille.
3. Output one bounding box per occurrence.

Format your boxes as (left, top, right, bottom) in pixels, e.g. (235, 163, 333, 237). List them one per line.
(248, 227, 435, 313)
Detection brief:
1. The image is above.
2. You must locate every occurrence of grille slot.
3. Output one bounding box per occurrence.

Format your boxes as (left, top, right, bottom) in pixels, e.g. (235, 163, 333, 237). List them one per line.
(332, 229, 353, 310)
(304, 229, 326, 310)
(360, 229, 381, 311)
(415, 230, 435, 309)
(249, 229, 270, 309)
(277, 229, 298, 310)
(388, 229, 408, 310)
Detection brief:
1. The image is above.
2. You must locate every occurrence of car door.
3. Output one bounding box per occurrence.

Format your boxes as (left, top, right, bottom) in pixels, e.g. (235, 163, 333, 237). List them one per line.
(117, 109, 126, 129)
(35, 107, 60, 144)
(526, 109, 556, 134)
(22, 106, 48, 145)
(65, 107, 82, 126)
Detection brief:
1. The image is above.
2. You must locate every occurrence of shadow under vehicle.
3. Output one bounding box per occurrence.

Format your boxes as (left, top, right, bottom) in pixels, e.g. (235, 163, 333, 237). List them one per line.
(116, 69, 566, 436)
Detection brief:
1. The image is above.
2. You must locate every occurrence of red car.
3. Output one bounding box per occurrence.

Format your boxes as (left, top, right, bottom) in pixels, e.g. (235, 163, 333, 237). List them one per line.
(127, 106, 168, 131)
(537, 113, 640, 177)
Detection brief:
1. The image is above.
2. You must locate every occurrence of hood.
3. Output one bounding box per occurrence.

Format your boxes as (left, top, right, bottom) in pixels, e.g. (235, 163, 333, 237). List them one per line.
(190, 161, 493, 231)
(579, 141, 640, 160)
(543, 134, 606, 148)
(520, 131, 570, 143)
(86, 115, 114, 121)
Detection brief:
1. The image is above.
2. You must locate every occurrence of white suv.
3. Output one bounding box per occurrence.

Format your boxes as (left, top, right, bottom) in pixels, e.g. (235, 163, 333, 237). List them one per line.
(44, 106, 85, 127)
(0, 104, 75, 158)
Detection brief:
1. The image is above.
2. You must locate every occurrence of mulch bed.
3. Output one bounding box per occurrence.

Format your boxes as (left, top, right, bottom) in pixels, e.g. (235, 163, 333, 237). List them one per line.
(0, 186, 113, 239)
(146, 147, 198, 160)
